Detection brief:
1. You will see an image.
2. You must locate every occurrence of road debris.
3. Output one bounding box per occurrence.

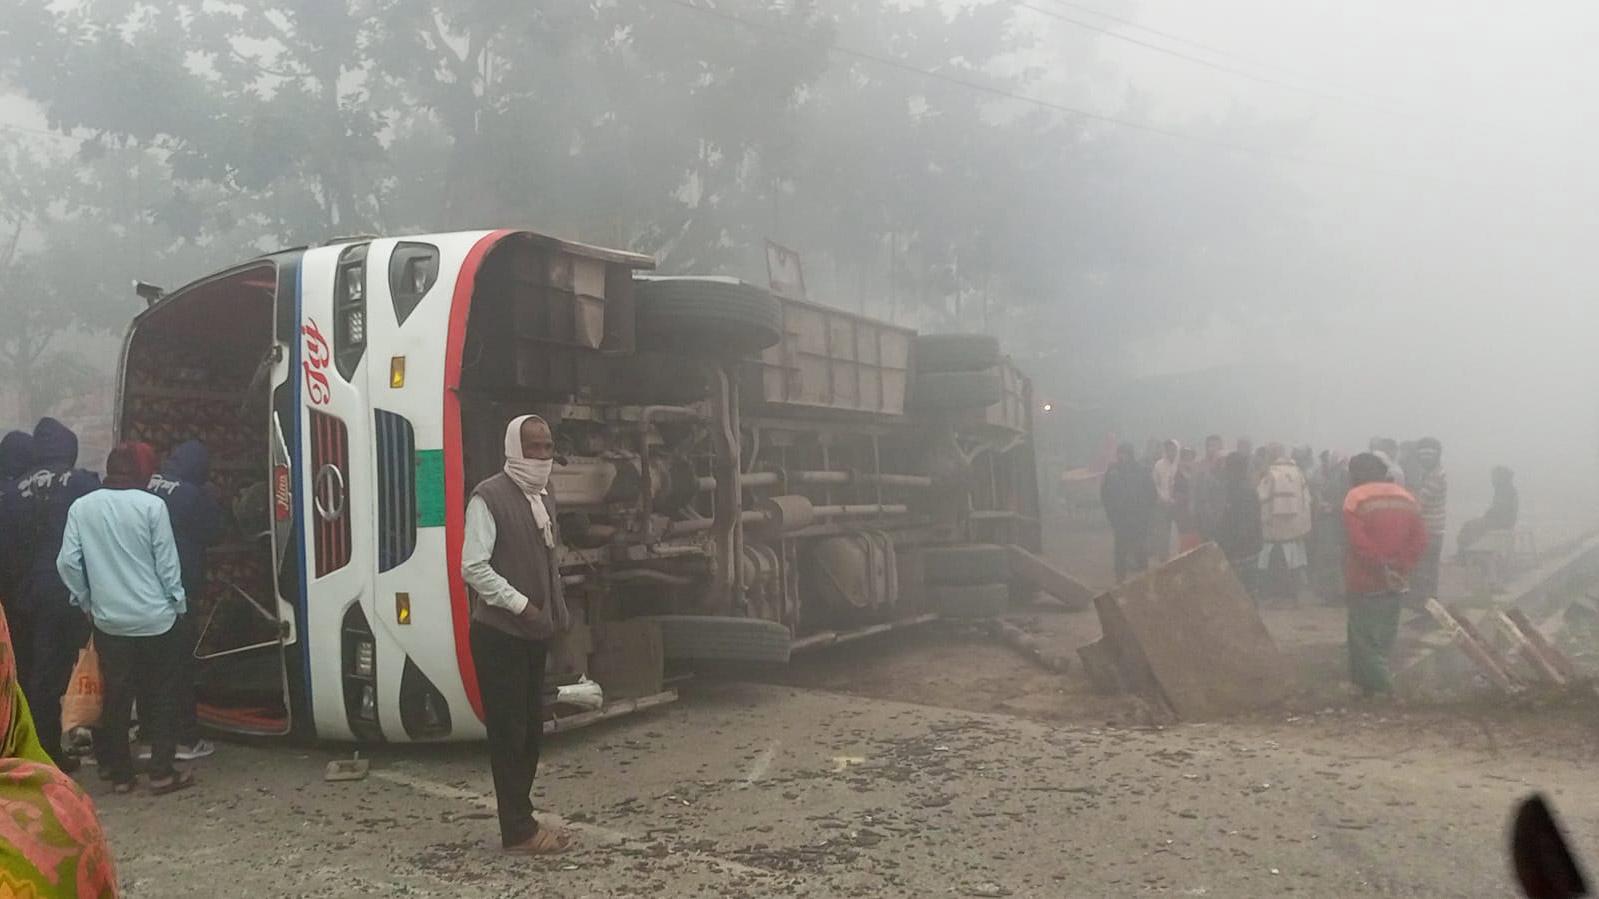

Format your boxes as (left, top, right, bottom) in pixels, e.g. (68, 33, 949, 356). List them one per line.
(324, 752, 369, 782)
(986, 619, 1072, 674)
(1424, 598, 1519, 691)
(1080, 544, 1293, 719)
(1006, 545, 1096, 610)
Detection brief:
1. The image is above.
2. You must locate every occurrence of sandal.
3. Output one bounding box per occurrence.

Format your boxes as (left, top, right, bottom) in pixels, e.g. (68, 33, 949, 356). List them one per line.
(112, 781, 137, 796)
(148, 771, 195, 795)
(504, 827, 572, 855)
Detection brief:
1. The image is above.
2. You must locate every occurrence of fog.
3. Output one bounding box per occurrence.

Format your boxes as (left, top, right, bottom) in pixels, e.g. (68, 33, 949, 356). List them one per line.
(1, 0, 1595, 530)
(1082, 0, 1599, 528)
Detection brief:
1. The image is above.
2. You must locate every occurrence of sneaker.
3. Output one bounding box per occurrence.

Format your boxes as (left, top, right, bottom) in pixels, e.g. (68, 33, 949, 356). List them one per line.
(175, 739, 215, 761)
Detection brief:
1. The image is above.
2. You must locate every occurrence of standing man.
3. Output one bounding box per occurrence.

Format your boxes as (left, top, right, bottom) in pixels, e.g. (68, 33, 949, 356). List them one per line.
(17, 418, 100, 766)
(461, 415, 572, 855)
(147, 439, 222, 759)
(0, 430, 35, 678)
(56, 444, 193, 793)
(1342, 453, 1429, 697)
(1410, 437, 1448, 603)
(1256, 445, 1313, 603)
(1217, 451, 1264, 594)
(1101, 443, 1157, 582)
(1150, 439, 1181, 561)
(1369, 437, 1405, 486)
(1191, 434, 1228, 543)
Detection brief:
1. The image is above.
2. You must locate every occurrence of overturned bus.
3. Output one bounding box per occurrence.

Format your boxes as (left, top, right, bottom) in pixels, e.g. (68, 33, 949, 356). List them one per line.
(115, 229, 1041, 742)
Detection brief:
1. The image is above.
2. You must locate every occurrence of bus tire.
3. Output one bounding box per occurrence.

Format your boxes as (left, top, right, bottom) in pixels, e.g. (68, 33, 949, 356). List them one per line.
(912, 371, 1003, 410)
(635, 278, 784, 358)
(924, 544, 1010, 586)
(915, 333, 1001, 373)
(931, 583, 1011, 619)
(639, 615, 793, 664)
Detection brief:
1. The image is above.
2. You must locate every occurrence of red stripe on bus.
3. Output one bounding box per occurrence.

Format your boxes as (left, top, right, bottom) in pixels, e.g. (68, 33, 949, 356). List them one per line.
(443, 230, 513, 723)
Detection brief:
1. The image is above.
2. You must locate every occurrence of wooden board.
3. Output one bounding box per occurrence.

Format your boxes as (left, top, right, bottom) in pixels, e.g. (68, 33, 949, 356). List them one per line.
(1093, 543, 1293, 720)
(1006, 545, 1096, 609)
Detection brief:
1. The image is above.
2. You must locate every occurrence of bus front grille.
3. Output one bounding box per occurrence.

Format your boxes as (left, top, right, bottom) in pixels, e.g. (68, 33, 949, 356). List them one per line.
(374, 410, 418, 572)
(310, 410, 352, 576)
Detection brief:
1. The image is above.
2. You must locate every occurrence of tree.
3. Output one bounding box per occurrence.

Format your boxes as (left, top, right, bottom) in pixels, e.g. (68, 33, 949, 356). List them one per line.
(0, 0, 1305, 419)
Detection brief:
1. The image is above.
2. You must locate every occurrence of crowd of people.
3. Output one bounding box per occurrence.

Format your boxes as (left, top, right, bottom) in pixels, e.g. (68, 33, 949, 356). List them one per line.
(0, 417, 220, 798)
(1101, 433, 1521, 697)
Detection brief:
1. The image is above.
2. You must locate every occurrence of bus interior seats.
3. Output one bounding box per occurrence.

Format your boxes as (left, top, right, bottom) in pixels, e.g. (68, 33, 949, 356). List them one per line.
(120, 262, 289, 722)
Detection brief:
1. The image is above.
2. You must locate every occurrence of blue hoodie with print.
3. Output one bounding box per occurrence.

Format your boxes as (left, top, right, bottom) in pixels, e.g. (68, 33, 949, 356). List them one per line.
(147, 439, 222, 600)
(19, 418, 101, 613)
(0, 430, 35, 603)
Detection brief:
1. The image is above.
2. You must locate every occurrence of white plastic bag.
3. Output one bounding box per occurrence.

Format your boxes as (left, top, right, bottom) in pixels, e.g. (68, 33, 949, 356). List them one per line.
(555, 675, 604, 712)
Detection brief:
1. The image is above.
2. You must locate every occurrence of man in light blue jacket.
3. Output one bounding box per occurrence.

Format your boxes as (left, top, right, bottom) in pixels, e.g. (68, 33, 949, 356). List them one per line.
(56, 444, 194, 794)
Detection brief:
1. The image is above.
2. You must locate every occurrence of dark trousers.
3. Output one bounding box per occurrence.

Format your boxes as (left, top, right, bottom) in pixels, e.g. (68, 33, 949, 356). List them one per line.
(96, 623, 183, 783)
(173, 614, 200, 744)
(5, 604, 36, 697)
(470, 623, 548, 847)
(28, 607, 91, 763)
(1112, 527, 1148, 582)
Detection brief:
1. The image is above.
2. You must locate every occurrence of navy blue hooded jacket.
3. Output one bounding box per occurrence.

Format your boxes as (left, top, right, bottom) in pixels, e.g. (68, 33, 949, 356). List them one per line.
(147, 439, 222, 600)
(19, 418, 101, 613)
(0, 430, 35, 602)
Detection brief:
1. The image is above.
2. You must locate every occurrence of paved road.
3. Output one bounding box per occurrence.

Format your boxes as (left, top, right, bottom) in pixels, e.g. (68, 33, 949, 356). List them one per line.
(92, 678, 1599, 898)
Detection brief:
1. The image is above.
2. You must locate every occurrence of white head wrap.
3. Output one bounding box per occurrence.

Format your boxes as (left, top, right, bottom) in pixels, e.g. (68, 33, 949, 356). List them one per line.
(503, 414, 555, 548)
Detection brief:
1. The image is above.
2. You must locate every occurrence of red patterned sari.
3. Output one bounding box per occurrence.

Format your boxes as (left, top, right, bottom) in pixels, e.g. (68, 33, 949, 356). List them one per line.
(0, 606, 117, 898)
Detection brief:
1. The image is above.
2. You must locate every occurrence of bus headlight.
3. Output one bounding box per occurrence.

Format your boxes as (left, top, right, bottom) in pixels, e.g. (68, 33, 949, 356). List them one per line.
(346, 265, 364, 302)
(359, 684, 377, 721)
(354, 639, 375, 678)
(345, 308, 365, 345)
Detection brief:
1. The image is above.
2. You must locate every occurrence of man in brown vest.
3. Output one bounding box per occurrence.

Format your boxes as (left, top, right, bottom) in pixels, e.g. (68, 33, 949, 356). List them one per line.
(462, 414, 571, 854)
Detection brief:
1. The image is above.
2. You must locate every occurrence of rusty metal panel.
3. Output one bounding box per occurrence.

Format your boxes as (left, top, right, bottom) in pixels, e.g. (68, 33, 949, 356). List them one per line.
(747, 296, 913, 416)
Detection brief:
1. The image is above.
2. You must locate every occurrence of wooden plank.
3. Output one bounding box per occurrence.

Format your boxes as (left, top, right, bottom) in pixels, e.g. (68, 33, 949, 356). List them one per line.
(1092, 544, 1291, 720)
(1496, 612, 1566, 686)
(1502, 608, 1581, 682)
(1424, 598, 1518, 692)
(1006, 545, 1096, 609)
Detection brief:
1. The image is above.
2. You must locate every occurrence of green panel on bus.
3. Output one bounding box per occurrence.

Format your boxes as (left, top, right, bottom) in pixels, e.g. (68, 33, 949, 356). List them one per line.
(415, 449, 446, 527)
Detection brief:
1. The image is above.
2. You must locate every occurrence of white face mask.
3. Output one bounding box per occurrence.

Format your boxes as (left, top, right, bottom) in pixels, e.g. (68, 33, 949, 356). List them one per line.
(504, 457, 553, 495)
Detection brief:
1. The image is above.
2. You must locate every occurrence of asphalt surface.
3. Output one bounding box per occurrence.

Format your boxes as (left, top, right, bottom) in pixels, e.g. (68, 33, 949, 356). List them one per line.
(90, 670, 1599, 898)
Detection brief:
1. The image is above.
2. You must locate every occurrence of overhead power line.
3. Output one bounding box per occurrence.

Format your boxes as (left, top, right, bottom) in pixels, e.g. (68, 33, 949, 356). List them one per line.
(0, 120, 81, 143)
(1040, 0, 1372, 92)
(1033, 0, 1495, 133)
(659, 0, 1457, 186)
(1015, 0, 1420, 120)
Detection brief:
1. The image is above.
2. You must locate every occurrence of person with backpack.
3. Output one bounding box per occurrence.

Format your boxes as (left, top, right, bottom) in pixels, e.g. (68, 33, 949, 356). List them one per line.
(16, 418, 101, 767)
(146, 440, 222, 760)
(1256, 444, 1313, 604)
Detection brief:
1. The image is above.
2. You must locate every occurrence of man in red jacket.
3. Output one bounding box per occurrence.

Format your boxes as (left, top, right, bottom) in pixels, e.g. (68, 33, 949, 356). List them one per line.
(1343, 452, 1429, 696)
